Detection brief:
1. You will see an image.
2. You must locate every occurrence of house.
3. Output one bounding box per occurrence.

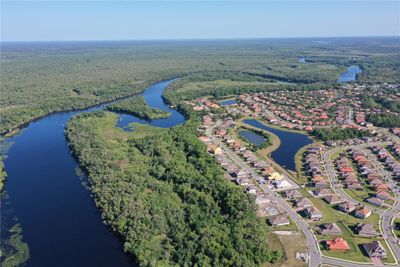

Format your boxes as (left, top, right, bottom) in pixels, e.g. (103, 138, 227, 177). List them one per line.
(269, 172, 284, 181)
(268, 215, 290, 226)
(314, 181, 329, 189)
(338, 201, 356, 213)
(366, 197, 384, 207)
(311, 175, 325, 183)
(362, 241, 387, 258)
(233, 169, 247, 178)
(198, 136, 211, 143)
(295, 198, 313, 209)
(275, 179, 291, 189)
(313, 188, 332, 197)
(285, 190, 302, 199)
(246, 186, 259, 195)
(369, 178, 383, 186)
(325, 238, 350, 251)
(208, 145, 223, 155)
(324, 195, 343, 205)
(235, 178, 253, 186)
(255, 194, 271, 205)
(317, 223, 342, 236)
(356, 223, 377, 237)
(374, 183, 389, 191)
(376, 190, 390, 200)
(346, 182, 363, 191)
(262, 167, 275, 176)
(305, 207, 322, 221)
(355, 207, 372, 219)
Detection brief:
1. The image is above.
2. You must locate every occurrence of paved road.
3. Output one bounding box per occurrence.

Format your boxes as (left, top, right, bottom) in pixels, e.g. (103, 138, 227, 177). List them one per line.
(207, 120, 400, 266)
(211, 136, 323, 267)
(323, 144, 400, 264)
(322, 145, 386, 215)
(361, 148, 400, 262)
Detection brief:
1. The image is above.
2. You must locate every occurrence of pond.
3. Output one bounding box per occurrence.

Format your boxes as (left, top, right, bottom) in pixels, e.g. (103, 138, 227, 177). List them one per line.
(298, 57, 306, 63)
(219, 99, 237, 106)
(238, 129, 267, 147)
(338, 65, 362, 82)
(243, 119, 312, 171)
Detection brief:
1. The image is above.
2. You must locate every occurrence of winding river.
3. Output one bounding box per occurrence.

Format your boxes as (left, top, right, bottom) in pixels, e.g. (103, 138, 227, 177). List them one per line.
(1, 79, 183, 266)
(243, 119, 312, 171)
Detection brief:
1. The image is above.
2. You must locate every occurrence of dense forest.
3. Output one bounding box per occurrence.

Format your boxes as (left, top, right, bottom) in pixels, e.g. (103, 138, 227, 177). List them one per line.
(107, 96, 170, 120)
(66, 111, 281, 266)
(311, 127, 372, 141)
(366, 113, 400, 128)
(2, 37, 400, 133)
(361, 95, 400, 113)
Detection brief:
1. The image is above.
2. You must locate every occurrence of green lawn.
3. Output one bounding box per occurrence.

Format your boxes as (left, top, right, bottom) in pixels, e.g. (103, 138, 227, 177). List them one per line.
(265, 232, 307, 267)
(393, 218, 400, 238)
(266, 217, 299, 232)
(95, 112, 167, 141)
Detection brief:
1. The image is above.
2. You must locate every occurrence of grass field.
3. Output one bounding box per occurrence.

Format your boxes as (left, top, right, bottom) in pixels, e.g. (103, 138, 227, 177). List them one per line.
(266, 232, 307, 267)
(93, 112, 167, 142)
(393, 218, 400, 238)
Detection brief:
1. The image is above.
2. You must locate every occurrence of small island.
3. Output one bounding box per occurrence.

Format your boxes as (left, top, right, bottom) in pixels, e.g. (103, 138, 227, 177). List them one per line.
(107, 96, 171, 120)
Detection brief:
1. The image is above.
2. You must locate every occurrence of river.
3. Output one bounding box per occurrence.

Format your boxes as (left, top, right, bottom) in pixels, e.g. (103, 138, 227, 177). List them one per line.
(243, 119, 312, 171)
(1, 79, 183, 266)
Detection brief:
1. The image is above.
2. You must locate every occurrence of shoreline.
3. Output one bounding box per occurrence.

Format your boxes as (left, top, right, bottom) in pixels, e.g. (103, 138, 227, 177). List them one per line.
(0, 76, 183, 138)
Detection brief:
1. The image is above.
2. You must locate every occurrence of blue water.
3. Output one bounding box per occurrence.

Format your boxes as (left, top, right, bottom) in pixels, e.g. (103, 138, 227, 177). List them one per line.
(116, 80, 185, 130)
(238, 130, 266, 147)
(219, 99, 237, 106)
(298, 57, 306, 63)
(338, 65, 362, 82)
(243, 119, 312, 171)
(1, 79, 184, 267)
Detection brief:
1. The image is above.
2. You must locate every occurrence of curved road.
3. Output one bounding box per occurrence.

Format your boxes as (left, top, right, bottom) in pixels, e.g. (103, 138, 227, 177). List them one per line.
(210, 119, 400, 266)
(323, 143, 400, 265)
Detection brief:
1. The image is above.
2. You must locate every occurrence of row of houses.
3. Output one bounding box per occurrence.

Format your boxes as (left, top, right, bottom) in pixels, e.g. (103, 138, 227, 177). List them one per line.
(304, 145, 329, 189)
(349, 149, 392, 200)
(199, 117, 289, 219)
(336, 154, 363, 191)
(317, 222, 377, 237)
(371, 146, 400, 181)
(323, 238, 387, 259)
(337, 202, 372, 219)
(285, 192, 323, 221)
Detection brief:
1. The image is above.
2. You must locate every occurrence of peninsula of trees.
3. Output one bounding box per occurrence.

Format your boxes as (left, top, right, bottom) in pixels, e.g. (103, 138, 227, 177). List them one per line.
(66, 111, 281, 266)
(106, 96, 171, 120)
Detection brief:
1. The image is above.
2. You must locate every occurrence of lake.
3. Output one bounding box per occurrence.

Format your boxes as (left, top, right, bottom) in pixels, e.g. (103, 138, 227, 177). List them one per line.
(338, 65, 362, 82)
(298, 57, 306, 63)
(0, 79, 184, 266)
(238, 129, 267, 147)
(243, 119, 312, 171)
(219, 99, 237, 106)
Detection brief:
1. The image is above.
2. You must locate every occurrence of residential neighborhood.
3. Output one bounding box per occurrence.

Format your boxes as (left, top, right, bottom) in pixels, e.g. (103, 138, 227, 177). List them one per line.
(192, 88, 400, 267)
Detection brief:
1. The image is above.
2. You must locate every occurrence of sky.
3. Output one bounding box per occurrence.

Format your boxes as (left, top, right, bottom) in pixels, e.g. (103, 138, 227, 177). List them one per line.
(1, 1, 399, 41)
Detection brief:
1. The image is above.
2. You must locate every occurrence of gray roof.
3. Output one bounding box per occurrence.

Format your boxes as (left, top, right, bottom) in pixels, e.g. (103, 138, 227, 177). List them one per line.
(269, 215, 289, 225)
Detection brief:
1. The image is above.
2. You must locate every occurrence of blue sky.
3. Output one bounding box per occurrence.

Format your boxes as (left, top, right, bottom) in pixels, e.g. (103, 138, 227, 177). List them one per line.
(1, 1, 399, 41)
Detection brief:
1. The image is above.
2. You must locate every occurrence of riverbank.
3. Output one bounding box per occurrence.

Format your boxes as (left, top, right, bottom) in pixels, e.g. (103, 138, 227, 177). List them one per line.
(107, 96, 171, 121)
(0, 80, 182, 267)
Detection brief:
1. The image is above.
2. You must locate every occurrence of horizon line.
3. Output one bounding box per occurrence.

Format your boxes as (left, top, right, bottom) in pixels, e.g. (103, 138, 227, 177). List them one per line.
(2, 35, 399, 43)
